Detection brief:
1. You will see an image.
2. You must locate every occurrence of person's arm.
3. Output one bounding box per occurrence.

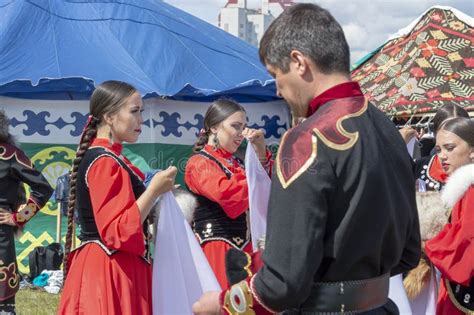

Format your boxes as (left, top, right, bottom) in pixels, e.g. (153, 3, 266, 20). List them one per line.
(391, 207, 421, 275)
(10, 147, 53, 227)
(186, 156, 249, 219)
(399, 126, 418, 144)
(135, 167, 177, 222)
(87, 156, 149, 254)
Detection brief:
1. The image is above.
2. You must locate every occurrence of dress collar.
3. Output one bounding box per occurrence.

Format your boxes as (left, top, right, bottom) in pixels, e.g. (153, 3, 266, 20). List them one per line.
(307, 81, 364, 117)
(203, 144, 233, 159)
(91, 138, 123, 155)
(429, 154, 448, 183)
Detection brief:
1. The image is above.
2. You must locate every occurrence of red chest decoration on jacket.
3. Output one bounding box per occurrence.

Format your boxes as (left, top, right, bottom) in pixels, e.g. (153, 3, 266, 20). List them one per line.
(276, 96, 368, 188)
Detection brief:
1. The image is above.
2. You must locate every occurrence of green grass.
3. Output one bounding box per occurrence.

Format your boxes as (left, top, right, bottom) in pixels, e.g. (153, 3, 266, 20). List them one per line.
(16, 289, 60, 315)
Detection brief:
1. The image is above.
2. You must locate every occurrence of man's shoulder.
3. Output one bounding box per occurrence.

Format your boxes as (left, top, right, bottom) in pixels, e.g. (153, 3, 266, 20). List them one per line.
(279, 96, 369, 157)
(0, 142, 32, 168)
(275, 96, 368, 188)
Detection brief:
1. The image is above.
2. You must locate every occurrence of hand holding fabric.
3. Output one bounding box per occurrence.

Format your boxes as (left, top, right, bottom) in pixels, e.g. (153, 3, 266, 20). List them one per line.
(148, 166, 178, 197)
(243, 128, 266, 162)
(399, 126, 418, 144)
(192, 291, 222, 315)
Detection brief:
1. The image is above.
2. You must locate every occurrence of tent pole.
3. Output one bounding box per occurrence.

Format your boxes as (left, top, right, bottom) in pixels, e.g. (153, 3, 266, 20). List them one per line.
(56, 204, 62, 244)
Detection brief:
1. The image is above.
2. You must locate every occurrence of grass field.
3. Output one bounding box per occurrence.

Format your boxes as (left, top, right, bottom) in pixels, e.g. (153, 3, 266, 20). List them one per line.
(16, 290, 59, 315)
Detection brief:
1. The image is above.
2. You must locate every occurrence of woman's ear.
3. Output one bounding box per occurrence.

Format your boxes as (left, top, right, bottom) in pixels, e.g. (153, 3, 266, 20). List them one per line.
(102, 113, 114, 126)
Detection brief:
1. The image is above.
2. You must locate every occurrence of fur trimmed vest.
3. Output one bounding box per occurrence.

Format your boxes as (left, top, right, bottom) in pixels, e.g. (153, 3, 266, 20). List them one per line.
(404, 163, 474, 298)
(441, 163, 474, 208)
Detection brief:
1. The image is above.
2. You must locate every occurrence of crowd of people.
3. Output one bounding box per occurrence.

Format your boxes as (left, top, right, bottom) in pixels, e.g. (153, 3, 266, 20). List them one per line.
(0, 3, 472, 315)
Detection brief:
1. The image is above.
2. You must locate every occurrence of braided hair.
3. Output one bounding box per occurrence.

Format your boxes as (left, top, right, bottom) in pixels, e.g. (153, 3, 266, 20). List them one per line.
(62, 81, 137, 278)
(192, 99, 246, 153)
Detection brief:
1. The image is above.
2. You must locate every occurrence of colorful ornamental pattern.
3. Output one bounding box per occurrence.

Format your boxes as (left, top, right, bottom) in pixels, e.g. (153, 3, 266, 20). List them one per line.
(352, 8, 474, 117)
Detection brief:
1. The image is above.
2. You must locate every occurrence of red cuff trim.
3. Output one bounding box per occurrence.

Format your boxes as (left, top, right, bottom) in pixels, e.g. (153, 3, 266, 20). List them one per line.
(12, 198, 41, 226)
(250, 274, 276, 314)
(12, 213, 24, 228)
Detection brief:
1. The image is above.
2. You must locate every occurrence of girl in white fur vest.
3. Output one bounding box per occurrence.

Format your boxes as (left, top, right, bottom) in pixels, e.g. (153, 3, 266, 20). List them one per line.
(425, 117, 474, 315)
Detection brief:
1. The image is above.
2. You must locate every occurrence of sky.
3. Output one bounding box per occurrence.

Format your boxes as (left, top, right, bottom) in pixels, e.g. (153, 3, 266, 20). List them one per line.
(164, 0, 473, 63)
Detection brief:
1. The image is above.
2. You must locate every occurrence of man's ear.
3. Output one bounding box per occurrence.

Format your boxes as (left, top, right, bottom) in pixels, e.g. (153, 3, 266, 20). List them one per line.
(290, 50, 308, 75)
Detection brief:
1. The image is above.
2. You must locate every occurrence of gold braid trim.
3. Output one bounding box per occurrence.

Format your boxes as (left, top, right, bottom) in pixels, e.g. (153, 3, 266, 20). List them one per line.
(243, 252, 253, 278)
(223, 280, 256, 315)
(0, 262, 19, 290)
(445, 278, 474, 314)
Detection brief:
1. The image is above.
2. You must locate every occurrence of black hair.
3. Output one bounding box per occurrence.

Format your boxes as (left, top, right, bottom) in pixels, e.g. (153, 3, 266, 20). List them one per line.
(259, 3, 350, 75)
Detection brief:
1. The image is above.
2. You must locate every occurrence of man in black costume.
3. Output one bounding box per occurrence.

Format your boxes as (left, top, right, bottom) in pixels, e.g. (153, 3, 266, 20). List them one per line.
(193, 4, 420, 314)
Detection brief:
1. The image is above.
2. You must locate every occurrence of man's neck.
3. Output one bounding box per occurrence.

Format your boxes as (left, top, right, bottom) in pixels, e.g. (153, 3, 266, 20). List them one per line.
(311, 73, 351, 100)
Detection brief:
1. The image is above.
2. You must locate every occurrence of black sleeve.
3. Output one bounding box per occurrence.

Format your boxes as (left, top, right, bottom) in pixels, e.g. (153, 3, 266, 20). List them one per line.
(391, 205, 421, 275)
(10, 148, 53, 220)
(253, 153, 336, 311)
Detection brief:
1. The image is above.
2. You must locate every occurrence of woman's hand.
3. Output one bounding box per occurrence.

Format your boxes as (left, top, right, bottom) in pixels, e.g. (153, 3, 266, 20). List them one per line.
(243, 128, 267, 162)
(138, 166, 178, 222)
(192, 291, 222, 315)
(149, 166, 178, 197)
(0, 208, 16, 226)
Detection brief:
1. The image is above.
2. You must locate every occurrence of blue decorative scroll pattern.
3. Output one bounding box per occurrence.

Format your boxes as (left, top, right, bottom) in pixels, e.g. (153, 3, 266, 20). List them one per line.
(152, 112, 204, 137)
(248, 115, 287, 139)
(9, 110, 88, 137)
(8, 110, 286, 139)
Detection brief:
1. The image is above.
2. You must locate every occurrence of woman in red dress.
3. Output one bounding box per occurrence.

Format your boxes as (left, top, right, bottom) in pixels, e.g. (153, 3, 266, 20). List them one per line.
(425, 117, 474, 315)
(58, 81, 177, 315)
(185, 99, 271, 289)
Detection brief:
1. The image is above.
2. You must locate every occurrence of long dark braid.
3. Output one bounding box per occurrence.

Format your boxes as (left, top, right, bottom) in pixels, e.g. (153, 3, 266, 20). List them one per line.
(192, 130, 210, 153)
(62, 118, 99, 278)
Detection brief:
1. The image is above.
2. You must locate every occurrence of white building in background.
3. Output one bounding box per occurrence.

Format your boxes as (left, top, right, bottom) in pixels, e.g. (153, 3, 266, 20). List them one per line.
(219, 0, 295, 46)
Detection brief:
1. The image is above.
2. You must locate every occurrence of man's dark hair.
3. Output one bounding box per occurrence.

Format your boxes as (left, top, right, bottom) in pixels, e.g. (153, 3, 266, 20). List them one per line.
(0, 109, 16, 145)
(259, 3, 350, 75)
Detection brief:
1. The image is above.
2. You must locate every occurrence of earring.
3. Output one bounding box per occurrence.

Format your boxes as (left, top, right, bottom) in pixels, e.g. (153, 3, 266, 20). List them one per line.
(108, 130, 114, 145)
(213, 133, 219, 150)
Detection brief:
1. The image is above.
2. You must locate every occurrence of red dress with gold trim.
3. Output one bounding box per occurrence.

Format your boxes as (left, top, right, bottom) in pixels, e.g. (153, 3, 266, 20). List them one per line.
(426, 164, 474, 315)
(58, 138, 152, 315)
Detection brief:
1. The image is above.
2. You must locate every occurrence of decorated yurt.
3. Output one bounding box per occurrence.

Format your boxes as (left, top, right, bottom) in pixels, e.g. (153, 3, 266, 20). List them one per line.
(352, 6, 473, 119)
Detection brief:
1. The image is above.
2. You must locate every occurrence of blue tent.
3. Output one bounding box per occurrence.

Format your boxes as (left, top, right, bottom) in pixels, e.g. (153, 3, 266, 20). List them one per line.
(0, 0, 277, 102)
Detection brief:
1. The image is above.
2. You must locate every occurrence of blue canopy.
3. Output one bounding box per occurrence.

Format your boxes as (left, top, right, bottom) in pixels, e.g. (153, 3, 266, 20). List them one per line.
(0, 0, 278, 102)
